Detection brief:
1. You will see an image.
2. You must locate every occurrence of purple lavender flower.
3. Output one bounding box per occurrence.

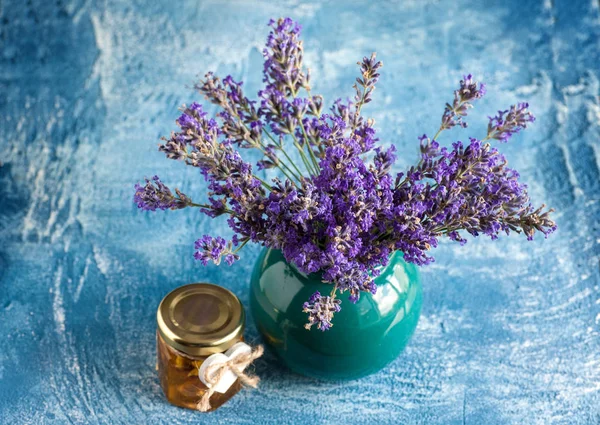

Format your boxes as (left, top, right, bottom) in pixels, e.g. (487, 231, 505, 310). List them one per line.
(263, 17, 309, 97)
(302, 291, 342, 331)
(135, 17, 556, 332)
(487, 102, 536, 142)
(134, 176, 191, 211)
(355, 53, 382, 105)
(194, 235, 240, 266)
(393, 135, 556, 255)
(440, 74, 486, 132)
(349, 53, 383, 132)
(372, 145, 397, 178)
(457, 74, 486, 102)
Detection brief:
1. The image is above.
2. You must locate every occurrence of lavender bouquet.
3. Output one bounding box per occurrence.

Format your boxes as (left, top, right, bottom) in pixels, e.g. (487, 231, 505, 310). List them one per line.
(135, 18, 556, 331)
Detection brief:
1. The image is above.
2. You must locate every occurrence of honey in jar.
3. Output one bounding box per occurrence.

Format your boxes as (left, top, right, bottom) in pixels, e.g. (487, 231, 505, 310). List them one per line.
(156, 283, 248, 411)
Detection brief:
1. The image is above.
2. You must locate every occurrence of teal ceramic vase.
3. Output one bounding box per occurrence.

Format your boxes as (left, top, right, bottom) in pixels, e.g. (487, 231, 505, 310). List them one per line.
(249, 248, 422, 380)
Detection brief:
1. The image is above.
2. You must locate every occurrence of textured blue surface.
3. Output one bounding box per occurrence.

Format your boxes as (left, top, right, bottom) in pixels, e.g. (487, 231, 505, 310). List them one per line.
(1, 1, 599, 424)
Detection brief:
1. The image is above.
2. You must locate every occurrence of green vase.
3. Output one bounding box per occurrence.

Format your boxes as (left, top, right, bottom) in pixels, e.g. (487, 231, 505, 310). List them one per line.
(249, 248, 422, 380)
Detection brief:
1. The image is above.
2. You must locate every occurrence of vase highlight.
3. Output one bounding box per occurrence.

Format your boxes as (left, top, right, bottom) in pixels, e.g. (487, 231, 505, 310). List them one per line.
(249, 248, 422, 380)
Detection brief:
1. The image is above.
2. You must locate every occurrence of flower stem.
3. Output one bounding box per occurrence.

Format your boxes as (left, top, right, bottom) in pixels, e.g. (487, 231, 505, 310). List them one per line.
(255, 143, 299, 184)
(351, 85, 368, 133)
(433, 98, 469, 140)
(250, 134, 302, 183)
(264, 128, 306, 179)
(291, 132, 317, 176)
(189, 202, 211, 209)
(235, 106, 303, 183)
(189, 203, 237, 216)
(247, 128, 301, 184)
(299, 120, 320, 172)
(329, 282, 338, 298)
(233, 238, 249, 253)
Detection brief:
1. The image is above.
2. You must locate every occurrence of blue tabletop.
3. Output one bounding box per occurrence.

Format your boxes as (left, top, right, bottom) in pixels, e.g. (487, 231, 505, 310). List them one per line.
(1, 1, 599, 424)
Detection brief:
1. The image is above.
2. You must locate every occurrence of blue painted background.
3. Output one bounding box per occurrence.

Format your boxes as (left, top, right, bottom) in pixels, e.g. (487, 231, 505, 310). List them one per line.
(1, 1, 599, 424)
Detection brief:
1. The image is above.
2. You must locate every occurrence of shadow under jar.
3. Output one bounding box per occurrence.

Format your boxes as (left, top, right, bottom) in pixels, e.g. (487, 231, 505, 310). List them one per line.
(156, 283, 245, 411)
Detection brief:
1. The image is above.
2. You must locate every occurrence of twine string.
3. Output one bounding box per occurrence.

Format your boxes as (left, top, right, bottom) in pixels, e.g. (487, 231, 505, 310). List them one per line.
(197, 345, 264, 412)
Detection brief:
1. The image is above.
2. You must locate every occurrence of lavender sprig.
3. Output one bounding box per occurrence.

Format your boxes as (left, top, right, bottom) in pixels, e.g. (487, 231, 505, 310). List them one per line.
(351, 53, 382, 131)
(486, 102, 535, 142)
(194, 235, 241, 266)
(134, 176, 192, 211)
(259, 18, 319, 176)
(302, 291, 342, 331)
(263, 17, 310, 97)
(438, 74, 486, 137)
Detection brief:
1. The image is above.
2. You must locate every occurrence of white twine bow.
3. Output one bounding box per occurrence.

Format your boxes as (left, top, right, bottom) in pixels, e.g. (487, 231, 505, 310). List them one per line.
(197, 344, 264, 412)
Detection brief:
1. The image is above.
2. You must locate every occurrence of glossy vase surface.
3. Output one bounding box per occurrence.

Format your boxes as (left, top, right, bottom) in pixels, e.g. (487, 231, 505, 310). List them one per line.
(249, 248, 422, 380)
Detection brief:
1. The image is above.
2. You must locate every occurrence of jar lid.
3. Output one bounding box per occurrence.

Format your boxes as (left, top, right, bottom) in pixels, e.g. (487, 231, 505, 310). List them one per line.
(157, 283, 245, 357)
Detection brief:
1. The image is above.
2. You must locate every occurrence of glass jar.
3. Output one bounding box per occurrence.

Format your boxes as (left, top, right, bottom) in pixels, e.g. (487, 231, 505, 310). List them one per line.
(157, 283, 245, 411)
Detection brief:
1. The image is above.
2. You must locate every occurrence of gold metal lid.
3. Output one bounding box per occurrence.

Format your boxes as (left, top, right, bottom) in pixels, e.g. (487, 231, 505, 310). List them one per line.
(157, 283, 245, 357)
